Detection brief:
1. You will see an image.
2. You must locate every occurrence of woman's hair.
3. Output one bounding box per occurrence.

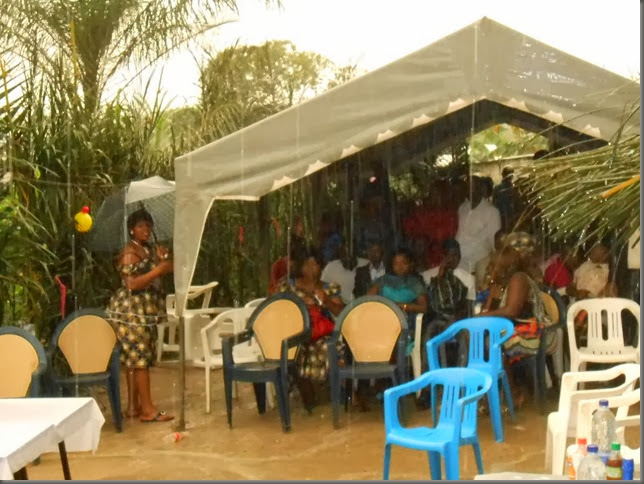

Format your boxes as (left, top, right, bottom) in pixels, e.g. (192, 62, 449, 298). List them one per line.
(127, 208, 154, 234)
(390, 246, 414, 265)
(290, 245, 322, 278)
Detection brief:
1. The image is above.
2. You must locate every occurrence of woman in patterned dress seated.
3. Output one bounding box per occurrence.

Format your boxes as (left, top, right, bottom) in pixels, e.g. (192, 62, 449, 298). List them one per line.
(480, 231, 557, 409)
(277, 246, 345, 412)
(107, 208, 174, 422)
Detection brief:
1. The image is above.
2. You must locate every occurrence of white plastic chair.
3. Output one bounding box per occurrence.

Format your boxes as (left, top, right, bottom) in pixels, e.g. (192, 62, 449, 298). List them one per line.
(576, 387, 640, 475)
(410, 313, 425, 397)
(567, 298, 640, 373)
(158, 282, 220, 363)
(244, 298, 266, 308)
(544, 363, 640, 475)
(201, 307, 266, 413)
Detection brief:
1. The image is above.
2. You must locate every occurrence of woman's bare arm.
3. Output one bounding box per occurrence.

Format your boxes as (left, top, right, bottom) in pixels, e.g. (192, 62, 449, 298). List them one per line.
(481, 272, 529, 319)
(120, 251, 170, 291)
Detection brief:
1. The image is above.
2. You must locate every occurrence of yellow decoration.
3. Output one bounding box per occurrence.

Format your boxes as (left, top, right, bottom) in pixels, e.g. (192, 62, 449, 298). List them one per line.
(74, 208, 93, 232)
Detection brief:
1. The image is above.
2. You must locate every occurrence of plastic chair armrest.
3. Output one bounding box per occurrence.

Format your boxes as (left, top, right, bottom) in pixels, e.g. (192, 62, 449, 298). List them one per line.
(280, 331, 308, 368)
(384, 371, 434, 402)
(426, 326, 460, 370)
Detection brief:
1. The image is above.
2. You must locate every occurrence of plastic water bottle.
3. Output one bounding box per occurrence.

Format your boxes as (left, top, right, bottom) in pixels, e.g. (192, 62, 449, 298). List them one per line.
(605, 442, 623, 480)
(566, 437, 587, 479)
(622, 458, 634, 480)
(591, 399, 616, 456)
(576, 444, 606, 480)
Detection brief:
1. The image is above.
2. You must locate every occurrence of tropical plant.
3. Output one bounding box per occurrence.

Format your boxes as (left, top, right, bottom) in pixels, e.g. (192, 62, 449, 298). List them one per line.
(516, 102, 640, 248)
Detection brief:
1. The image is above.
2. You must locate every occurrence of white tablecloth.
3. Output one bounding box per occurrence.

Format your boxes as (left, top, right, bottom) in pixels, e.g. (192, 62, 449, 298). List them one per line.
(475, 472, 566, 480)
(0, 397, 105, 480)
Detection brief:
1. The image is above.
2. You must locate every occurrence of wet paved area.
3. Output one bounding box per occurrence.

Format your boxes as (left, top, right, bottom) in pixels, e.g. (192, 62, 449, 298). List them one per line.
(25, 364, 639, 480)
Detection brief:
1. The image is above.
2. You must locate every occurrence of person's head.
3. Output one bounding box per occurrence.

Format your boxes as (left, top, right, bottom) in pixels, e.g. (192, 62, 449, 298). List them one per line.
(291, 246, 323, 281)
(533, 150, 549, 160)
(127, 208, 154, 244)
(441, 238, 461, 270)
(588, 243, 609, 264)
(501, 166, 515, 181)
(390, 247, 414, 277)
(366, 241, 384, 267)
(481, 176, 494, 199)
(469, 176, 484, 206)
(496, 231, 537, 275)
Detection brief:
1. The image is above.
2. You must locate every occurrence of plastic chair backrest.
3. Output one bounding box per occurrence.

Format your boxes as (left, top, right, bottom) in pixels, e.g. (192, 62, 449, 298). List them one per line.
(245, 298, 266, 309)
(205, 307, 254, 351)
(53, 309, 117, 374)
(167, 282, 219, 315)
(338, 296, 405, 362)
(0, 327, 46, 398)
(568, 298, 640, 352)
(447, 317, 514, 373)
(432, 368, 492, 434)
(250, 293, 310, 360)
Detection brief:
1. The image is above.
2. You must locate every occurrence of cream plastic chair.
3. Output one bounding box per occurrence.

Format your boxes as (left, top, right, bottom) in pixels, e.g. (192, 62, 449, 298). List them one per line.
(244, 298, 266, 308)
(0, 326, 47, 398)
(576, 388, 640, 475)
(567, 298, 640, 373)
(544, 363, 640, 475)
(201, 308, 267, 413)
(158, 281, 220, 363)
(48, 308, 122, 431)
(410, 313, 425, 397)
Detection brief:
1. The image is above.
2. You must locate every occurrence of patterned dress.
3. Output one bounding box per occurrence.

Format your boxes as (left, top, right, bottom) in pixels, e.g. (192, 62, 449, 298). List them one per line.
(107, 250, 166, 368)
(501, 273, 557, 363)
(277, 279, 346, 382)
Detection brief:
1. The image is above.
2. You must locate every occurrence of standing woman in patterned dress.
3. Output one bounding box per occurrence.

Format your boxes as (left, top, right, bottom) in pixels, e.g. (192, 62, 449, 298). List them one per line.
(107, 208, 174, 422)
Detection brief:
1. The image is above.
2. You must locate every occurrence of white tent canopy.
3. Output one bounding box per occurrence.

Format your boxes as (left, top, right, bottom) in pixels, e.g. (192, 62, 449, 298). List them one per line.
(173, 16, 639, 316)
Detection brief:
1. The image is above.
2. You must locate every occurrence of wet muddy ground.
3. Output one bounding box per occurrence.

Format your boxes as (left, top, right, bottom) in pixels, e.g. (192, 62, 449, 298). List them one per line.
(26, 364, 639, 480)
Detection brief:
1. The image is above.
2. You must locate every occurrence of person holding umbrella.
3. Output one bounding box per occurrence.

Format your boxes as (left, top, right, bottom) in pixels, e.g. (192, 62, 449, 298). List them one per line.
(106, 208, 174, 422)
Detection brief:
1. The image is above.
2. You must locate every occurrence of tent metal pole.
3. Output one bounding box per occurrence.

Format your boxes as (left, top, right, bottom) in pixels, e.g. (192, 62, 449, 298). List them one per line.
(178, 315, 186, 431)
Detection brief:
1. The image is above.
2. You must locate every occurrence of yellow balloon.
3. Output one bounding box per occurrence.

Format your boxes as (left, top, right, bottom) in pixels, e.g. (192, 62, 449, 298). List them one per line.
(74, 212, 93, 232)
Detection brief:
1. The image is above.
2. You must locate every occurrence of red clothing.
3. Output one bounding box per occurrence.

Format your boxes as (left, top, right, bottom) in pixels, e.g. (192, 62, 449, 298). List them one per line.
(544, 257, 572, 289)
(269, 256, 288, 294)
(403, 207, 458, 268)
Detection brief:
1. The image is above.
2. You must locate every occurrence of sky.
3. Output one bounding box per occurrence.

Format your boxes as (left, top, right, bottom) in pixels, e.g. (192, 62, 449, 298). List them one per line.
(119, 0, 640, 107)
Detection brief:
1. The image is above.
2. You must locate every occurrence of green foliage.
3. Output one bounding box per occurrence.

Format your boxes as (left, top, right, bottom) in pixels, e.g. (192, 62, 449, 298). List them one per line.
(469, 123, 549, 162)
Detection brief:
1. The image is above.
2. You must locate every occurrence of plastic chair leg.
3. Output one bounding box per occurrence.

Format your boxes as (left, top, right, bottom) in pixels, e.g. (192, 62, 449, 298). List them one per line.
(487, 379, 504, 443)
(551, 431, 567, 475)
(105, 379, 122, 432)
(205, 365, 212, 414)
(472, 440, 484, 475)
(429, 450, 442, 480)
(344, 379, 353, 412)
(275, 377, 291, 432)
(544, 424, 553, 470)
(500, 371, 516, 423)
(253, 383, 267, 414)
(383, 444, 392, 480)
(330, 372, 341, 428)
(223, 370, 233, 428)
(444, 445, 460, 480)
(156, 323, 166, 363)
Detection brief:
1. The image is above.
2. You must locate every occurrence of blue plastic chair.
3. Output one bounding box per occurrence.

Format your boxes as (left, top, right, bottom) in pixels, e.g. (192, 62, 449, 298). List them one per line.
(426, 316, 515, 443)
(0, 326, 47, 397)
(47, 308, 122, 432)
(222, 292, 311, 432)
(328, 295, 408, 428)
(383, 367, 492, 480)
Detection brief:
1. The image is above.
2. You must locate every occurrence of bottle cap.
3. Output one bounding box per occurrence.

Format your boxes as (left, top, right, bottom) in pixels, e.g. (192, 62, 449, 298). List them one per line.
(586, 444, 599, 453)
(578, 437, 587, 445)
(599, 399, 609, 407)
(611, 442, 621, 451)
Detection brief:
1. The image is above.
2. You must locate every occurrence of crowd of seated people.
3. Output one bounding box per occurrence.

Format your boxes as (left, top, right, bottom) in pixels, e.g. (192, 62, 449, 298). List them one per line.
(265, 170, 631, 413)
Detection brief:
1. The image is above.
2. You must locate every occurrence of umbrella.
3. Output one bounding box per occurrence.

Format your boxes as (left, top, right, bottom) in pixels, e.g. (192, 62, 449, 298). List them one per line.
(90, 176, 175, 252)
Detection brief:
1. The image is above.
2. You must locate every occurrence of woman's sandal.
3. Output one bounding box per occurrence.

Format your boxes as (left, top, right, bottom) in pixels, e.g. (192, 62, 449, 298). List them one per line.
(140, 410, 174, 423)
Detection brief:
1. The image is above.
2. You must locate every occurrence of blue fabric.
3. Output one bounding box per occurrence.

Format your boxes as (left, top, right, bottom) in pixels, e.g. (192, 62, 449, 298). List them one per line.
(375, 274, 426, 304)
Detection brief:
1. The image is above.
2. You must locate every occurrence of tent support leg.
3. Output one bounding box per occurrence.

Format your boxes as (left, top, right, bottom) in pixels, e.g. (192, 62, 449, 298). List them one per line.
(178, 315, 186, 431)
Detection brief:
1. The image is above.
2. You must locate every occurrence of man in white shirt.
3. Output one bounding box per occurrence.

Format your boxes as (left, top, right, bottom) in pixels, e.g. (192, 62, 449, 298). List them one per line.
(321, 243, 368, 304)
(456, 176, 501, 273)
